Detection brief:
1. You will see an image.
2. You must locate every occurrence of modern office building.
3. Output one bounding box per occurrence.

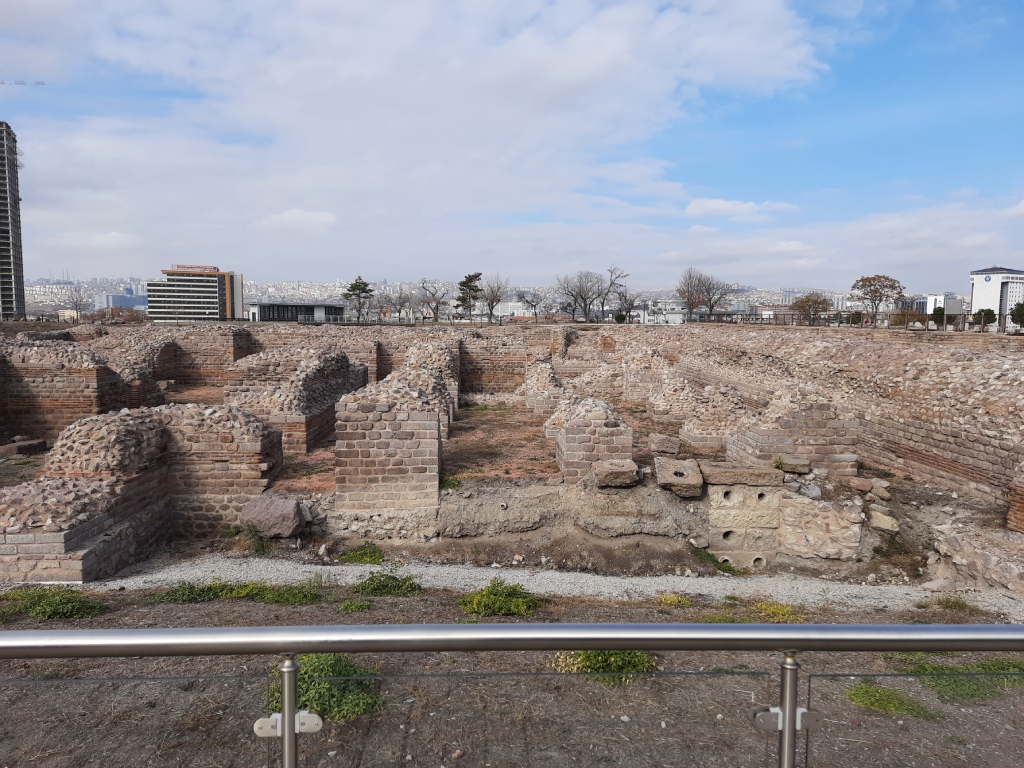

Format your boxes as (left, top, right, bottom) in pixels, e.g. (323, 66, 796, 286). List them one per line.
(146, 265, 244, 323)
(0, 121, 26, 320)
(970, 266, 1024, 328)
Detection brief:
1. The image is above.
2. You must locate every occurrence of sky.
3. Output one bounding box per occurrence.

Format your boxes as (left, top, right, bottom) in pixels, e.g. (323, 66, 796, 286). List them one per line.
(1, 0, 1022, 292)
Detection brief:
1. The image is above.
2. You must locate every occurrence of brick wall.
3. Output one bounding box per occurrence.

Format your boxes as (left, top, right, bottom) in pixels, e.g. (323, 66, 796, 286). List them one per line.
(547, 398, 633, 484)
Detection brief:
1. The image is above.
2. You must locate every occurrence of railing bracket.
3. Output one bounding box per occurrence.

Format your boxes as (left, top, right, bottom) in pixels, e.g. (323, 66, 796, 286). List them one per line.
(754, 706, 820, 732)
(253, 710, 323, 738)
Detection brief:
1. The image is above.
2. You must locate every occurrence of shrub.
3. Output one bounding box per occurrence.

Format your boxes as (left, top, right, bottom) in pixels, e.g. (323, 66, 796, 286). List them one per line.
(846, 681, 941, 719)
(352, 572, 422, 597)
(932, 595, 974, 613)
(439, 475, 462, 490)
(269, 653, 383, 722)
(337, 541, 386, 565)
(459, 579, 542, 616)
(0, 587, 105, 622)
(753, 601, 805, 624)
(653, 594, 691, 608)
(339, 599, 372, 613)
(554, 650, 657, 687)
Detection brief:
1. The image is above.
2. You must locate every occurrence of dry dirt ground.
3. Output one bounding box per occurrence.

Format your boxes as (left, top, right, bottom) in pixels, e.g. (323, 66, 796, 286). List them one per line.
(2, 586, 1023, 768)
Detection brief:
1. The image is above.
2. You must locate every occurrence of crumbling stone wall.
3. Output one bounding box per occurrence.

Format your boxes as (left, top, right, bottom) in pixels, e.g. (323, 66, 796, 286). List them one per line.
(545, 398, 633, 484)
(0, 405, 281, 582)
(223, 346, 368, 452)
(521, 362, 566, 416)
(0, 341, 126, 440)
(726, 386, 858, 469)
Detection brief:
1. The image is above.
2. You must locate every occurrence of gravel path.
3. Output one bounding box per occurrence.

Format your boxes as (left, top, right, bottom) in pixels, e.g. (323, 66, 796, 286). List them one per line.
(95, 552, 1024, 622)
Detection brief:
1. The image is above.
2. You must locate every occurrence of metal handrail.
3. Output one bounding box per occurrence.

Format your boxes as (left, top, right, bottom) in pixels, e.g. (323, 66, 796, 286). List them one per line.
(2, 622, 1023, 658)
(3, 622, 1022, 768)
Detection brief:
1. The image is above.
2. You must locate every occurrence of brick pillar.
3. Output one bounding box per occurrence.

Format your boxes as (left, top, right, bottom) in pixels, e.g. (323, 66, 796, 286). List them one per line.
(1009, 476, 1024, 533)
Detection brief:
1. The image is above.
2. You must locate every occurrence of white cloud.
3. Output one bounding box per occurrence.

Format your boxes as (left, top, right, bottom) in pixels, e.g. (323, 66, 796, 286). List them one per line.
(685, 198, 798, 218)
(257, 209, 337, 231)
(48, 230, 142, 249)
(1003, 201, 1024, 218)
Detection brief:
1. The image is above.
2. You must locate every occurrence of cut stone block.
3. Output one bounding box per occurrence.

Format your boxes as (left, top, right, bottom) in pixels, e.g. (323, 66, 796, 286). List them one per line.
(239, 497, 305, 538)
(778, 455, 811, 474)
(654, 457, 704, 498)
(697, 461, 783, 487)
(867, 507, 900, 533)
(648, 433, 681, 454)
(592, 459, 640, 488)
(708, 509, 781, 529)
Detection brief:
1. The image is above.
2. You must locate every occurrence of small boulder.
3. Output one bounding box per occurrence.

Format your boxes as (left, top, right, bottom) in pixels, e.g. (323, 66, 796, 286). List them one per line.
(654, 457, 704, 498)
(847, 477, 874, 493)
(921, 578, 955, 592)
(799, 484, 822, 500)
(778, 455, 811, 474)
(648, 433, 681, 454)
(239, 497, 305, 538)
(868, 507, 900, 533)
(592, 459, 640, 488)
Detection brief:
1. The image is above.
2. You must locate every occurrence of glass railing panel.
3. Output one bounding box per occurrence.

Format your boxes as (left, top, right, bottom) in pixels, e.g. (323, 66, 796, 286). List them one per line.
(298, 668, 775, 767)
(806, 661, 1024, 768)
(0, 670, 271, 767)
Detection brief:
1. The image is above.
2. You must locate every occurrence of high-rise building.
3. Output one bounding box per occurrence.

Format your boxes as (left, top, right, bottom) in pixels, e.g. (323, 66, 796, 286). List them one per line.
(970, 266, 1024, 328)
(0, 121, 27, 320)
(146, 265, 244, 323)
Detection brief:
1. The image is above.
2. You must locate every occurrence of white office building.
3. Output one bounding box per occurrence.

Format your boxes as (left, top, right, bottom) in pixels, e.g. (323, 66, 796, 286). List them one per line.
(969, 266, 1024, 329)
(146, 265, 244, 323)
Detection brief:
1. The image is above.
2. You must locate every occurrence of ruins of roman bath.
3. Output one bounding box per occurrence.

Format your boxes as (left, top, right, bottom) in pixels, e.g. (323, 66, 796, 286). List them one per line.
(1, 322, 1022, 590)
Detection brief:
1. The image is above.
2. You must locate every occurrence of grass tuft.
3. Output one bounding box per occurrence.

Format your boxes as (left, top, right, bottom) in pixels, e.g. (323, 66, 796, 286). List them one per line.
(654, 594, 691, 608)
(337, 541, 386, 565)
(439, 475, 463, 490)
(338, 599, 372, 613)
(690, 546, 746, 576)
(0, 587, 105, 622)
(153, 580, 320, 605)
(459, 579, 542, 616)
(753, 601, 805, 624)
(846, 680, 941, 719)
(906, 659, 1024, 703)
(352, 572, 422, 597)
(553, 650, 657, 687)
(269, 653, 383, 722)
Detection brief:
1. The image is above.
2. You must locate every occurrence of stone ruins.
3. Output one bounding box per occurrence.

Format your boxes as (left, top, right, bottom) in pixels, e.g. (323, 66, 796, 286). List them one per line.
(1, 323, 1022, 588)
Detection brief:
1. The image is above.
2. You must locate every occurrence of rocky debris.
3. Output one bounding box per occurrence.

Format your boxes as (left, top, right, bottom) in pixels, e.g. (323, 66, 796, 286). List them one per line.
(920, 578, 955, 592)
(778, 455, 811, 474)
(648, 433, 681, 454)
(932, 523, 1024, 592)
(46, 410, 168, 478)
(653, 458, 704, 498)
(591, 459, 640, 488)
(239, 497, 305, 538)
(0, 476, 120, 531)
(697, 461, 783, 487)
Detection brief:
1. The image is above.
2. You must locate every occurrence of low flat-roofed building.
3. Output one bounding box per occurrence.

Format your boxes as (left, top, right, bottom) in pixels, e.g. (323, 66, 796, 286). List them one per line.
(245, 302, 345, 323)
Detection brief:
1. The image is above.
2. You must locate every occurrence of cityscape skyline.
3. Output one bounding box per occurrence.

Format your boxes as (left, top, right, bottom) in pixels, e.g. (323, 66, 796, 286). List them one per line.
(2, 2, 1021, 291)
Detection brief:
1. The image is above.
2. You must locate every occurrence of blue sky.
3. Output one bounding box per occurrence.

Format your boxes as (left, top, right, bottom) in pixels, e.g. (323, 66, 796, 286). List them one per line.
(1, 1, 1021, 292)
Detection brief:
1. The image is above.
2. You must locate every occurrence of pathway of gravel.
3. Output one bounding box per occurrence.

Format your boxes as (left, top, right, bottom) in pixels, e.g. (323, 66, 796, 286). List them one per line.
(95, 552, 1024, 622)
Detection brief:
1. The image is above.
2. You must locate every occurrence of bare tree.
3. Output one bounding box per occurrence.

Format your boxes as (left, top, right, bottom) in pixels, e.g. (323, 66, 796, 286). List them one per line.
(675, 267, 703, 321)
(62, 283, 92, 322)
(615, 288, 641, 320)
(598, 265, 629, 321)
(697, 272, 734, 319)
(520, 288, 551, 323)
(419, 280, 450, 323)
(555, 271, 605, 322)
(480, 273, 512, 323)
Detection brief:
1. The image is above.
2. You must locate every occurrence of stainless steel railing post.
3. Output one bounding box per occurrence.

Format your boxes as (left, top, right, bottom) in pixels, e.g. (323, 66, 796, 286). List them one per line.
(279, 656, 299, 768)
(778, 651, 800, 768)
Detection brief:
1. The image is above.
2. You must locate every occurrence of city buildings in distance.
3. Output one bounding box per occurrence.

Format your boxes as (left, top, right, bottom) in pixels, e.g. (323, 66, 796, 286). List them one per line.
(146, 265, 244, 324)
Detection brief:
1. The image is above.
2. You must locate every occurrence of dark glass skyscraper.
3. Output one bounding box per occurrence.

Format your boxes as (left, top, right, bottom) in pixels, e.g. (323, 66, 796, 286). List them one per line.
(0, 121, 26, 320)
